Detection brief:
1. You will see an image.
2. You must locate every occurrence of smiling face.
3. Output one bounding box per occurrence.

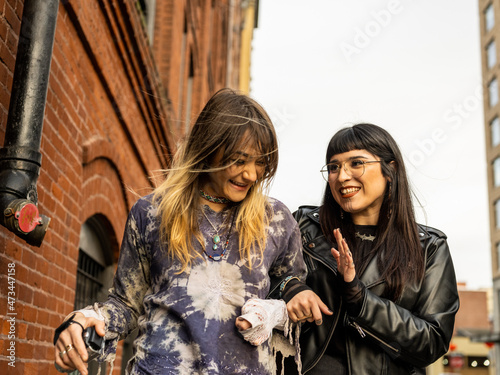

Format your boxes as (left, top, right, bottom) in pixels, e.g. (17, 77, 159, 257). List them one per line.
(202, 143, 266, 210)
(328, 149, 389, 225)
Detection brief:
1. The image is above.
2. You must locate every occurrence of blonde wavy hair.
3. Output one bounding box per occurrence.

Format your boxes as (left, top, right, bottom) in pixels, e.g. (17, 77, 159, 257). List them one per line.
(153, 88, 278, 273)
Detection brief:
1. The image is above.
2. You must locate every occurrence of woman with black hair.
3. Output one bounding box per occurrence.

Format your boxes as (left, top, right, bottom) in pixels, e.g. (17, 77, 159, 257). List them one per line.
(285, 123, 460, 374)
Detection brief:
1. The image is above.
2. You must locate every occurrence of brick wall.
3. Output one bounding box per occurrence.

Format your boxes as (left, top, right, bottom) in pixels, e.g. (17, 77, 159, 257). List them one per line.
(455, 289, 491, 331)
(0, 0, 249, 373)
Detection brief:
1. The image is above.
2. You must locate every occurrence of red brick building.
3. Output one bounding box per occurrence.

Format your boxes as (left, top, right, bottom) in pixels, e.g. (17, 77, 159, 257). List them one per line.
(0, 0, 257, 373)
(455, 285, 492, 335)
(427, 284, 494, 375)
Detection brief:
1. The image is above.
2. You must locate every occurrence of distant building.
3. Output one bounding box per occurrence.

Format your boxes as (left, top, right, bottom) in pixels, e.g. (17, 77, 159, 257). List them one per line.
(478, 1, 500, 374)
(0, 0, 258, 373)
(428, 284, 493, 375)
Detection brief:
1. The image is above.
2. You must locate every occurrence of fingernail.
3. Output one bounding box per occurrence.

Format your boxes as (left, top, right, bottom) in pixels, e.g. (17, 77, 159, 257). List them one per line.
(315, 319, 323, 325)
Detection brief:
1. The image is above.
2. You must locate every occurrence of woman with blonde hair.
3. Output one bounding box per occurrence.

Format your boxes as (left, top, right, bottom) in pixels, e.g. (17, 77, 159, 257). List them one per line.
(53, 89, 315, 374)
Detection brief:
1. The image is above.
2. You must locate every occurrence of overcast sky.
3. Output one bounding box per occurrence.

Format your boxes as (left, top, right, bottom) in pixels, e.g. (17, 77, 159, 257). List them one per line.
(250, 0, 491, 289)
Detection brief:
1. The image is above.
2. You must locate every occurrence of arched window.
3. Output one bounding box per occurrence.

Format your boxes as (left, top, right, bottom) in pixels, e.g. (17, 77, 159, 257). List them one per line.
(75, 216, 115, 309)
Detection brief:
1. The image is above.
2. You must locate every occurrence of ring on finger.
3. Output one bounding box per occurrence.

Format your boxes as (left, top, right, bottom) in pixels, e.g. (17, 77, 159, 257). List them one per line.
(59, 350, 67, 359)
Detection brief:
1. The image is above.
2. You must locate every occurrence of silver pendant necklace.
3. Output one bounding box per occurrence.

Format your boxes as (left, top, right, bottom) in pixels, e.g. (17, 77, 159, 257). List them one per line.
(201, 207, 237, 261)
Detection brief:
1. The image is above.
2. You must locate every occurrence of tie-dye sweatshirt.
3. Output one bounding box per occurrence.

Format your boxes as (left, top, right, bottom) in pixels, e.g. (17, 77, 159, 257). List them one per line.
(94, 195, 306, 374)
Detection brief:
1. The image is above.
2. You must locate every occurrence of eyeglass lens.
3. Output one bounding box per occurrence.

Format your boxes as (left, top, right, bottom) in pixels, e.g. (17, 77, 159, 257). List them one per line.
(321, 160, 365, 181)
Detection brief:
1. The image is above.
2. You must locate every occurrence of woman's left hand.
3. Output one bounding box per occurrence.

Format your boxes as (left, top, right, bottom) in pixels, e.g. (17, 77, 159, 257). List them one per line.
(331, 228, 356, 282)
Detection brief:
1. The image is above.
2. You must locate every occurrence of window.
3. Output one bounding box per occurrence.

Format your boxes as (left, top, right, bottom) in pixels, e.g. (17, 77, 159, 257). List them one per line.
(489, 78, 498, 107)
(486, 4, 495, 32)
(488, 40, 497, 69)
(76, 216, 116, 375)
(74, 251, 105, 309)
(494, 157, 500, 187)
(495, 199, 500, 228)
(497, 242, 500, 270)
(491, 117, 500, 147)
(75, 219, 114, 310)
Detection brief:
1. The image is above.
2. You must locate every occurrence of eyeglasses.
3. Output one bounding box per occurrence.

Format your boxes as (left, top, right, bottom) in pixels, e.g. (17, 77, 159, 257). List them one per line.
(320, 159, 382, 181)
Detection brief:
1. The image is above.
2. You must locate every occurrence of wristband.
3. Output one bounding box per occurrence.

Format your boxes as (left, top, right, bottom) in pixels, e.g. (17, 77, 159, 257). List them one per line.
(279, 276, 300, 298)
(69, 320, 85, 332)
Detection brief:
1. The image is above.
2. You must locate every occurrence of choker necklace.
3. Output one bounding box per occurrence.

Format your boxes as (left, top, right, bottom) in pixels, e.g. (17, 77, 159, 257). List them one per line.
(199, 189, 231, 204)
(355, 232, 376, 242)
(201, 207, 237, 261)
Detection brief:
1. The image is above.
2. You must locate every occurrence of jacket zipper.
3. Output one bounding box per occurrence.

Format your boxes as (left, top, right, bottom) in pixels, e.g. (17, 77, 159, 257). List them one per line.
(302, 247, 337, 274)
(303, 240, 402, 372)
(304, 247, 401, 354)
(348, 321, 400, 353)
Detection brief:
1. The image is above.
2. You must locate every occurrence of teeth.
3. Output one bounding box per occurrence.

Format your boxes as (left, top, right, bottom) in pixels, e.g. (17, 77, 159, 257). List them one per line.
(341, 187, 360, 194)
(231, 180, 246, 187)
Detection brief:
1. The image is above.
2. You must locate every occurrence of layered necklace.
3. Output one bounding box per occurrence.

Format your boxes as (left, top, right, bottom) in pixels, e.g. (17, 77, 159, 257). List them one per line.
(201, 207, 237, 261)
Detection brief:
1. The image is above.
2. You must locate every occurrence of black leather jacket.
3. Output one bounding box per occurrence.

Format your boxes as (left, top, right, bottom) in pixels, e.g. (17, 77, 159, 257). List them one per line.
(294, 206, 460, 375)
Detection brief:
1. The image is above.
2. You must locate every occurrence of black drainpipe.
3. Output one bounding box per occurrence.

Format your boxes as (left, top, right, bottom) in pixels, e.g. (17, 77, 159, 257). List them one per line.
(0, 0, 59, 247)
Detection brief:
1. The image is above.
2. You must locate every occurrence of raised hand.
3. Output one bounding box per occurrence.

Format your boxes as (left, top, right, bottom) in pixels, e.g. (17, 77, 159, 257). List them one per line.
(331, 228, 356, 282)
